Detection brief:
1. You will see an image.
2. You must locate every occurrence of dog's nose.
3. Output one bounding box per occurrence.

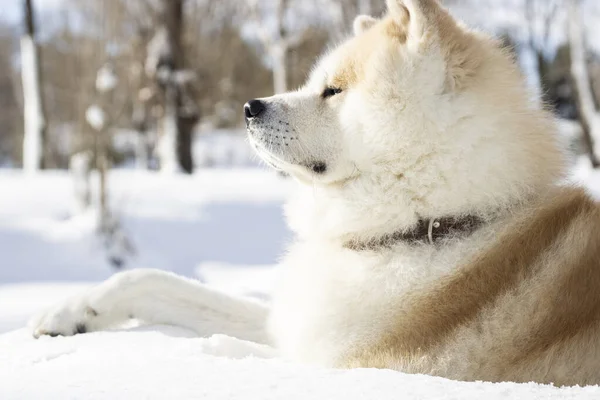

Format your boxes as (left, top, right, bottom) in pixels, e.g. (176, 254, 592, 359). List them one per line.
(244, 99, 266, 119)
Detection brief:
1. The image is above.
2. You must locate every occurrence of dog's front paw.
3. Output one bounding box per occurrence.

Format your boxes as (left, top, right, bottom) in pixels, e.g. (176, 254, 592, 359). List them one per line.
(29, 295, 98, 338)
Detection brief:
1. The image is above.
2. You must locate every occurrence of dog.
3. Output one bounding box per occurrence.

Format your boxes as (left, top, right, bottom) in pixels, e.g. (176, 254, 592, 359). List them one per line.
(30, 0, 600, 386)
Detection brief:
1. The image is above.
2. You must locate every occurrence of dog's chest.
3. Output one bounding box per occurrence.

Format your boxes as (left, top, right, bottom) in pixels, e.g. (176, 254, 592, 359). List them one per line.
(267, 239, 462, 365)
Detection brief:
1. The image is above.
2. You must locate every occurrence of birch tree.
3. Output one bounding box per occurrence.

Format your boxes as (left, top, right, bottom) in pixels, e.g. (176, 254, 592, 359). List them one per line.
(568, 0, 600, 167)
(21, 0, 47, 172)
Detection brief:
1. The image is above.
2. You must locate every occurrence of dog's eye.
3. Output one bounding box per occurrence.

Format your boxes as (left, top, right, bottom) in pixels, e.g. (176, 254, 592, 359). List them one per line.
(322, 87, 343, 99)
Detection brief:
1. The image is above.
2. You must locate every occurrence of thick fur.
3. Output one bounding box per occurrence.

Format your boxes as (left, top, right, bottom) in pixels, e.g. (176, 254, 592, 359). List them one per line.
(31, 0, 600, 386)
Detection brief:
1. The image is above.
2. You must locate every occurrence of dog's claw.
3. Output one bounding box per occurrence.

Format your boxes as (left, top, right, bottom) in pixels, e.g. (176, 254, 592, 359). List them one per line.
(75, 323, 87, 334)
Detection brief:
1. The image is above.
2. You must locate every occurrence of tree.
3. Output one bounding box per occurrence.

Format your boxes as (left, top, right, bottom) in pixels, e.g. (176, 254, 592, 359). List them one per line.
(147, 0, 199, 174)
(85, 63, 135, 268)
(0, 23, 20, 166)
(329, 0, 386, 38)
(247, 0, 385, 95)
(21, 0, 48, 172)
(523, 0, 562, 105)
(568, 0, 600, 167)
(130, 27, 153, 170)
(248, 0, 308, 94)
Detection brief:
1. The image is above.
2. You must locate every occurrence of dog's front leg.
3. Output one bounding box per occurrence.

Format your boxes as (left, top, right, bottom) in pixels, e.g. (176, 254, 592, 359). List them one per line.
(29, 269, 270, 344)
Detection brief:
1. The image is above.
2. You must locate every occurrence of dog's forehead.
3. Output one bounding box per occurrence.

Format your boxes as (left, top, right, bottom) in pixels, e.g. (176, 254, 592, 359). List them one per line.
(306, 51, 341, 89)
(307, 33, 378, 91)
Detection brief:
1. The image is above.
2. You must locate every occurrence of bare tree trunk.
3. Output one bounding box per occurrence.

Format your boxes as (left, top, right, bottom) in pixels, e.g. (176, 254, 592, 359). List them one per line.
(69, 151, 92, 213)
(97, 126, 109, 224)
(21, 0, 47, 172)
(568, 0, 600, 167)
(250, 0, 297, 95)
(165, 0, 193, 174)
(272, 44, 289, 94)
(132, 30, 151, 170)
(157, 82, 180, 172)
(132, 105, 150, 170)
(156, 0, 196, 174)
(272, 0, 290, 94)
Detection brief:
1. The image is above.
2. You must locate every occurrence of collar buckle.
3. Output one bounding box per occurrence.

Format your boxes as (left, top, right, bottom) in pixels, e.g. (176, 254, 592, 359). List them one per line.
(427, 219, 441, 244)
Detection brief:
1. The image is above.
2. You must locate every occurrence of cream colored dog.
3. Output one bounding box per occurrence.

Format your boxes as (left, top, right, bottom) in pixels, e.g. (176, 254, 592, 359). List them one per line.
(31, 0, 600, 386)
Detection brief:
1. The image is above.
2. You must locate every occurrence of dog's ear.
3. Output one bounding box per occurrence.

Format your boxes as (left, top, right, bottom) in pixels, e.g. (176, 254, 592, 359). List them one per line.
(353, 15, 377, 36)
(385, 0, 439, 43)
(387, 0, 480, 90)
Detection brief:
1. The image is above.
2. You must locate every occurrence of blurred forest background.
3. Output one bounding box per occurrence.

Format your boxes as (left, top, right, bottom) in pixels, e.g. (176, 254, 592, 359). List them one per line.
(2, 0, 600, 174)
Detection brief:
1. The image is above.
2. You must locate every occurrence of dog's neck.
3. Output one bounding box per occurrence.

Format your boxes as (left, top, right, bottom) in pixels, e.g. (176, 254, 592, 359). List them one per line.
(284, 172, 538, 248)
(343, 214, 485, 251)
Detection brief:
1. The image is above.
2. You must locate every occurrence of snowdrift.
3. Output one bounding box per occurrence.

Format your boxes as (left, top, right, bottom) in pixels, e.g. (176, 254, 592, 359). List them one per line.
(2, 326, 600, 399)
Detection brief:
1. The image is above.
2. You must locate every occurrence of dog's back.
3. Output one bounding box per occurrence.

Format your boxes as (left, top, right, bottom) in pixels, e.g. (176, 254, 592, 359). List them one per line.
(328, 187, 600, 385)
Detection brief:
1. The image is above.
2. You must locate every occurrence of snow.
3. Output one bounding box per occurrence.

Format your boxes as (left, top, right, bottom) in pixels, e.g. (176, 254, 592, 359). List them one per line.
(113, 128, 258, 168)
(145, 27, 171, 78)
(2, 329, 600, 400)
(0, 168, 290, 332)
(0, 283, 90, 334)
(193, 130, 259, 167)
(85, 105, 107, 131)
(2, 165, 600, 398)
(95, 64, 118, 93)
(0, 169, 290, 284)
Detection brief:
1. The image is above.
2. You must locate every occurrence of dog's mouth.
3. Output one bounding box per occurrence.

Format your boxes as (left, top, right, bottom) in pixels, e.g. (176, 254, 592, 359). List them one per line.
(247, 129, 330, 177)
(247, 133, 287, 171)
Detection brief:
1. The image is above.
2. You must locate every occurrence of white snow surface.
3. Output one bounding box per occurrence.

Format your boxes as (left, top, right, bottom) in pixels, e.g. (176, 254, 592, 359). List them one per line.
(3, 327, 600, 400)
(2, 164, 600, 398)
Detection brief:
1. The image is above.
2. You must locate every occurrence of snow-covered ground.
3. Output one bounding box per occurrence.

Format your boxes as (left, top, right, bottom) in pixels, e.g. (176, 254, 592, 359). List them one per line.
(3, 328, 600, 400)
(0, 168, 291, 332)
(1, 162, 600, 399)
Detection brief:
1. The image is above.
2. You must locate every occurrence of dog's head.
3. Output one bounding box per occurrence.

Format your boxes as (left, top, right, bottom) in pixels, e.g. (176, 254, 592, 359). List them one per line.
(245, 0, 565, 238)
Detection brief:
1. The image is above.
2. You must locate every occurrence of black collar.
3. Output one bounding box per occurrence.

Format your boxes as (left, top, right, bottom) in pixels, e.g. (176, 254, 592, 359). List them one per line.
(344, 215, 485, 251)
